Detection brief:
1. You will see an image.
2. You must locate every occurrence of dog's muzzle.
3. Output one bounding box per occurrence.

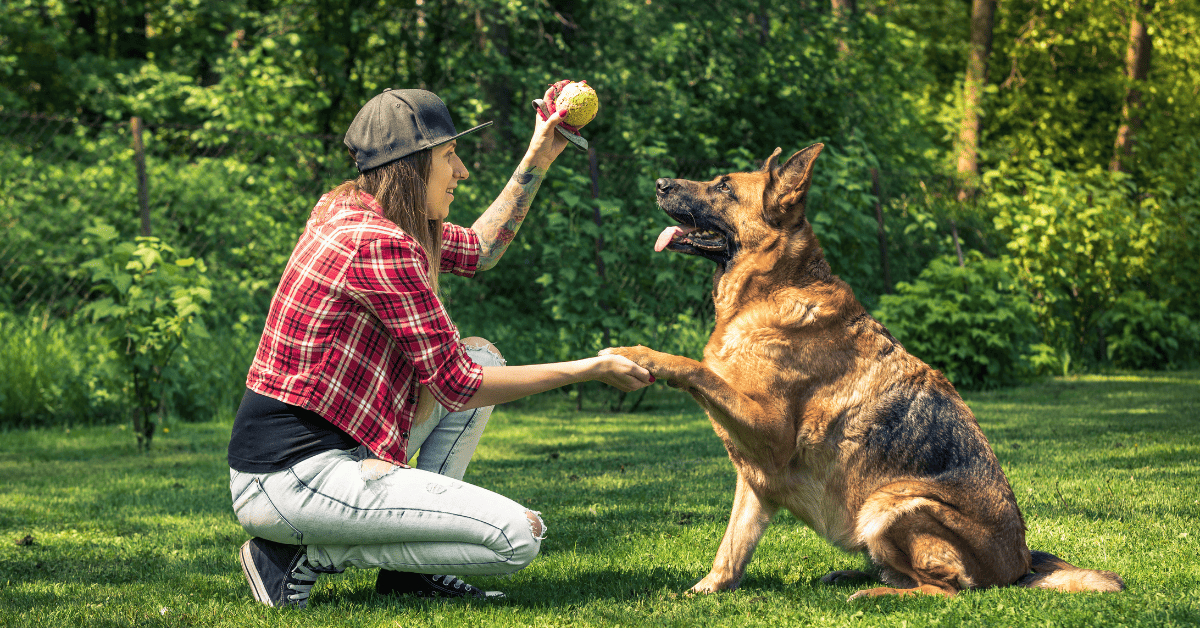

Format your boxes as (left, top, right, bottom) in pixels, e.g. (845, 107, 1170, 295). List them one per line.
(656, 178, 677, 197)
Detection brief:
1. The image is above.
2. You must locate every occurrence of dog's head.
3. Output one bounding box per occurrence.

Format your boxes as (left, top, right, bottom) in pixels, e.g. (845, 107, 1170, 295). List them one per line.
(654, 144, 824, 268)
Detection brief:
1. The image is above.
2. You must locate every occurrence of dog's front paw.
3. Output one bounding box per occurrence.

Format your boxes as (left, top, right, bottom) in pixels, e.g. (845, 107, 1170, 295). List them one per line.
(689, 573, 738, 594)
(599, 345, 661, 371)
(601, 345, 696, 388)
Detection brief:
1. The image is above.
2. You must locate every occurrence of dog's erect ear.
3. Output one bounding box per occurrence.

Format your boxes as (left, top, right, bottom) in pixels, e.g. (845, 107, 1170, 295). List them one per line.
(762, 147, 785, 172)
(766, 143, 824, 220)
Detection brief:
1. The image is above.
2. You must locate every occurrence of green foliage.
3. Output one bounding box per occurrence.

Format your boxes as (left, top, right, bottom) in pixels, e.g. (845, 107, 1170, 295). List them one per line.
(2, 0, 1199, 417)
(874, 252, 1040, 390)
(1102, 290, 1200, 371)
(804, 140, 900, 310)
(0, 309, 123, 427)
(80, 231, 212, 450)
(986, 160, 1163, 367)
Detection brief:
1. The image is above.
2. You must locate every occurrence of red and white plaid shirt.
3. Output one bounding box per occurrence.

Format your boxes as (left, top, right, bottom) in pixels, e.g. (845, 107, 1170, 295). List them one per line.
(246, 190, 483, 465)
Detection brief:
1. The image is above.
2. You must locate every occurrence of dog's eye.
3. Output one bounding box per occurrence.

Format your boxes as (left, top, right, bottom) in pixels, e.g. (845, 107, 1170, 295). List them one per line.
(715, 181, 734, 196)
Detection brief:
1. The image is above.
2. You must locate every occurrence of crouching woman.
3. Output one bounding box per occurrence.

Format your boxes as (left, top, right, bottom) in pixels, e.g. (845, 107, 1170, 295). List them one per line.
(227, 87, 651, 608)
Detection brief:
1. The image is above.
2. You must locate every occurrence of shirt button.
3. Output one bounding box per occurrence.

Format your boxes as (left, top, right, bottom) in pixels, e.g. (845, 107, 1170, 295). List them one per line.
(400, 431, 410, 439)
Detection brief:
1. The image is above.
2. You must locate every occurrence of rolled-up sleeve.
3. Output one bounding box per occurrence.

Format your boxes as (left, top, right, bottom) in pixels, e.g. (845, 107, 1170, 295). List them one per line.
(440, 222, 481, 277)
(343, 236, 483, 410)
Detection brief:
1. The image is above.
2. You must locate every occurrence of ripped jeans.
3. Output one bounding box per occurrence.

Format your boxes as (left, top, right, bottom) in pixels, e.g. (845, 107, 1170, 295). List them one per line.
(228, 342, 544, 575)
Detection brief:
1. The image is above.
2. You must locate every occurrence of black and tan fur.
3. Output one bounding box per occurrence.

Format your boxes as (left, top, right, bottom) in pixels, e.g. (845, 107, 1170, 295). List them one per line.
(602, 145, 1123, 599)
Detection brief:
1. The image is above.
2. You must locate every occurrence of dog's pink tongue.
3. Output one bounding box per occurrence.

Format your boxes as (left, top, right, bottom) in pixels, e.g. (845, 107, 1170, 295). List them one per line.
(655, 225, 695, 252)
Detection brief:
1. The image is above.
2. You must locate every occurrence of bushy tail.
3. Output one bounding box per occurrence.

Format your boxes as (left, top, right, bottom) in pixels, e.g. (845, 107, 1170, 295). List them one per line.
(1015, 550, 1125, 593)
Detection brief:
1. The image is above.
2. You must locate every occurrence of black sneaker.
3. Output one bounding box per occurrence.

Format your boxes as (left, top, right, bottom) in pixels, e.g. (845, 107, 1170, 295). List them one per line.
(238, 538, 322, 608)
(375, 569, 505, 599)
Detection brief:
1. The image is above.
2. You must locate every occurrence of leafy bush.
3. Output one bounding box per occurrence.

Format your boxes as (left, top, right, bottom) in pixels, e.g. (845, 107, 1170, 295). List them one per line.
(81, 232, 212, 450)
(873, 252, 1040, 390)
(987, 161, 1158, 368)
(1101, 290, 1200, 370)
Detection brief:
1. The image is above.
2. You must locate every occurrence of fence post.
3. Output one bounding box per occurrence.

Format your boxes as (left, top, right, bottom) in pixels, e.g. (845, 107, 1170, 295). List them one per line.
(871, 167, 892, 293)
(131, 116, 150, 237)
(588, 145, 609, 345)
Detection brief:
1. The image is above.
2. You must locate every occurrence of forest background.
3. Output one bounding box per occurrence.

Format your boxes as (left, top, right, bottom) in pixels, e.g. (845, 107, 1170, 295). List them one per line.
(2, 0, 1198, 439)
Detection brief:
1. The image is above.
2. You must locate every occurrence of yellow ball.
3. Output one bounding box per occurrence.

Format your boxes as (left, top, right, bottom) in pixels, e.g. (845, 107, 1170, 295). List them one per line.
(554, 81, 599, 128)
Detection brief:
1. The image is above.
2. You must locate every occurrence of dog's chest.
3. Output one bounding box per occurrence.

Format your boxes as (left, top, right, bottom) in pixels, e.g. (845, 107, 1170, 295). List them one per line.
(726, 444, 857, 549)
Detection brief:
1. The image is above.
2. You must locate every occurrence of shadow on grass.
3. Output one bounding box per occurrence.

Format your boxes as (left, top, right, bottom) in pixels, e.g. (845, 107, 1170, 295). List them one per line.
(969, 375, 1200, 439)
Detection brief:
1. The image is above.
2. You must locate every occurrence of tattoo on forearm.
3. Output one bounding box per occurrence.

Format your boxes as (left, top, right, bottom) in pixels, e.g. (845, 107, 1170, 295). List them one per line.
(476, 166, 546, 269)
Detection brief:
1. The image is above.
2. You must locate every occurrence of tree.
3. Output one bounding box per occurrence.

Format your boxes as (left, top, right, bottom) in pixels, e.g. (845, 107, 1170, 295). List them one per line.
(1111, 0, 1155, 172)
(957, 0, 996, 194)
(950, 0, 997, 266)
(82, 233, 212, 451)
(832, 0, 857, 54)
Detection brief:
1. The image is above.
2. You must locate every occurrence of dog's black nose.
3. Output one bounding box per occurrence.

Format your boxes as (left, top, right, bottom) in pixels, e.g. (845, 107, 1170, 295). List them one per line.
(656, 178, 675, 195)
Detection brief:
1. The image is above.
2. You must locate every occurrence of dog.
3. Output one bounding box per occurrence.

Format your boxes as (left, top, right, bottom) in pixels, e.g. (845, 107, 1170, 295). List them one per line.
(601, 145, 1124, 600)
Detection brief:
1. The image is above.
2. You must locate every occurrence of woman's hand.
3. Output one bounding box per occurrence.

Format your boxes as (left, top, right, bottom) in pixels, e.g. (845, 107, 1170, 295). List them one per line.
(522, 84, 572, 170)
(582, 354, 656, 393)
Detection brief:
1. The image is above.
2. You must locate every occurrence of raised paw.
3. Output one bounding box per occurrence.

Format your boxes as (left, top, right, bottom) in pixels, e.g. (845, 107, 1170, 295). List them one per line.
(600, 345, 699, 389)
(599, 345, 663, 372)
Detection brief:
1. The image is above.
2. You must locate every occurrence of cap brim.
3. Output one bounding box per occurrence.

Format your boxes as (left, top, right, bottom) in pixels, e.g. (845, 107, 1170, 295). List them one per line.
(431, 120, 494, 147)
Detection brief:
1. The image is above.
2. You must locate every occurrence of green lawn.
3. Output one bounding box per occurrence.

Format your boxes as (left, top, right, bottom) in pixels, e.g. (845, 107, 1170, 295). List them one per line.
(2, 372, 1198, 627)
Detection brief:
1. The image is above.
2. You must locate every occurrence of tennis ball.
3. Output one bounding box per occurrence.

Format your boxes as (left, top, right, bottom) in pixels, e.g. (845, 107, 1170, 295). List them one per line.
(554, 81, 599, 128)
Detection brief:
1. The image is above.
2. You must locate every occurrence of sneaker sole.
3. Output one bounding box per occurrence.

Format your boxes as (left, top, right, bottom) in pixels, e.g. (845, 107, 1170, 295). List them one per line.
(239, 541, 277, 607)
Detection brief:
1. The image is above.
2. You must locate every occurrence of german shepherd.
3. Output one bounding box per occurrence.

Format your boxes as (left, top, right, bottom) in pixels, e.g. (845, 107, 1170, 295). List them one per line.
(601, 145, 1124, 599)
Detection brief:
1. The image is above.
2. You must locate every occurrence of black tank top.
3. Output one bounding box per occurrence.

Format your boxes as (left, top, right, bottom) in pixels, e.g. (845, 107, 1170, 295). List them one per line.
(227, 388, 359, 473)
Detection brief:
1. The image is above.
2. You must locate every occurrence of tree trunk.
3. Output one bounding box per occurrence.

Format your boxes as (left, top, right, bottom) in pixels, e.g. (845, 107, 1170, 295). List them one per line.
(72, 1, 99, 55)
(956, 0, 996, 200)
(832, 0, 856, 54)
(589, 146, 610, 348)
(1111, 0, 1155, 173)
(950, 219, 965, 267)
(117, 1, 148, 61)
(475, 9, 514, 155)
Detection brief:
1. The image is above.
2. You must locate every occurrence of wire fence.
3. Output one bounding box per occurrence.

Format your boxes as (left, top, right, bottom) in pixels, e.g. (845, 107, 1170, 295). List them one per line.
(1, 109, 919, 329)
(0, 110, 742, 316)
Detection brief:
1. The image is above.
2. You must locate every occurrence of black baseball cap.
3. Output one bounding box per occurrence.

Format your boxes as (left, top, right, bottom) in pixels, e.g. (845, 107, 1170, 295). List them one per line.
(344, 88, 492, 172)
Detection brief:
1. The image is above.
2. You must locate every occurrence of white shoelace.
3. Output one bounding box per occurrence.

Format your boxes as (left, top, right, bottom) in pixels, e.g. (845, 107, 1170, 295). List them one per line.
(286, 560, 321, 603)
(435, 574, 471, 591)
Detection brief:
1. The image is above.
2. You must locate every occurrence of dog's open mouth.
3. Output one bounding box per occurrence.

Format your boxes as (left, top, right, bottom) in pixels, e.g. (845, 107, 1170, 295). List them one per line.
(655, 225, 727, 253)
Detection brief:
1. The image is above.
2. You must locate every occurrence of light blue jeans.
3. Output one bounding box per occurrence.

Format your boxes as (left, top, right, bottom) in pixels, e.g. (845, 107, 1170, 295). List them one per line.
(229, 342, 544, 575)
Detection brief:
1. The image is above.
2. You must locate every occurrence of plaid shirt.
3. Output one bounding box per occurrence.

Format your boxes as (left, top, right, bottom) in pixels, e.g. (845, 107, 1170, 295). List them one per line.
(246, 190, 483, 465)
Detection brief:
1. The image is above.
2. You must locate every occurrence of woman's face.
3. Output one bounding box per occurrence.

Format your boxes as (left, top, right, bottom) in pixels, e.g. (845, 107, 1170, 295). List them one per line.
(425, 141, 468, 220)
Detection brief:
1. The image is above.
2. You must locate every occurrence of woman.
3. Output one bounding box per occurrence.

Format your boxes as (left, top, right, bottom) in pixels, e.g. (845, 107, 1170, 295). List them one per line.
(228, 86, 652, 608)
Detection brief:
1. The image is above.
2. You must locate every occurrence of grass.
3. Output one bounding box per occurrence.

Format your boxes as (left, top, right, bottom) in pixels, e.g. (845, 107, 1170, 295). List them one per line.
(1, 372, 1198, 627)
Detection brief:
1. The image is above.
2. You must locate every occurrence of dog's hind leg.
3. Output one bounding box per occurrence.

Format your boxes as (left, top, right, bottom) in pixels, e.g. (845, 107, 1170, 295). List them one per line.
(848, 519, 963, 600)
(691, 472, 779, 593)
(849, 484, 997, 600)
(848, 583, 953, 601)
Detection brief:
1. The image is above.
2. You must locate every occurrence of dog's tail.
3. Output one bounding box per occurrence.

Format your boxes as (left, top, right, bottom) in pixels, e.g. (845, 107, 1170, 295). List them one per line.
(1015, 550, 1125, 592)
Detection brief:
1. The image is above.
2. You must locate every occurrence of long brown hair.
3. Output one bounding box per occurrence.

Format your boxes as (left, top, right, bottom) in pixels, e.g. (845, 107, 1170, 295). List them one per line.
(330, 149, 444, 294)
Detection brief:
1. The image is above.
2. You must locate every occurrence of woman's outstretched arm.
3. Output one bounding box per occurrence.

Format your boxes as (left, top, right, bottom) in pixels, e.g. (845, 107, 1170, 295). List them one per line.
(460, 355, 654, 409)
(472, 85, 572, 270)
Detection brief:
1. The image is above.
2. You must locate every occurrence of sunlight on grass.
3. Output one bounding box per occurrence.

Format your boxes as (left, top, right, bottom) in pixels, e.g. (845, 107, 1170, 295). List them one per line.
(1, 373, 1198, 626)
